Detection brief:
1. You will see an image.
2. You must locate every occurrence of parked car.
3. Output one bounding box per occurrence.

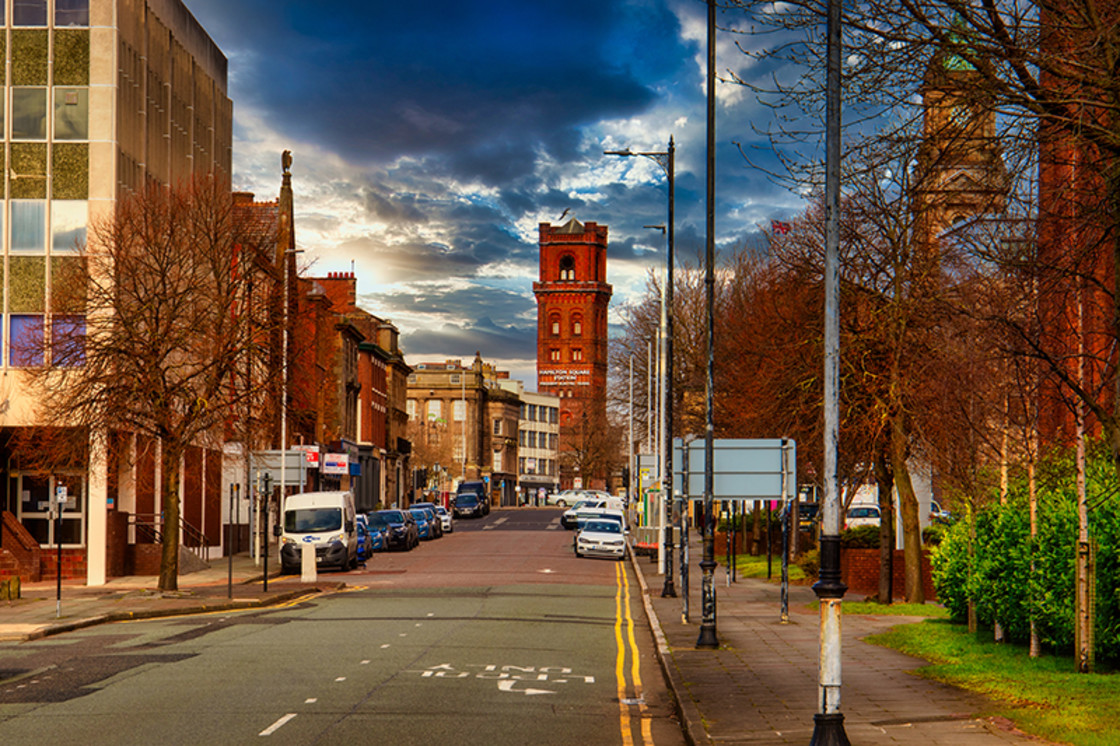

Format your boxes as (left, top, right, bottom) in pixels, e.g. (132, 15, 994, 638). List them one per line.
(575, 518, 627, 560)
(411, 507, 436, 540)
(433, 505, 453, 533)
(368, 523, 387, 552)
(355, 516, 373, 563)
(413, 502, 450, 535)
(370, 509, 418, 551)
(453, 491, 484, 519)
(561, 497, 627, 529)
(930, 499, 955, 525)
(547, 490, 579, 507)
(844, 505, 881, 530)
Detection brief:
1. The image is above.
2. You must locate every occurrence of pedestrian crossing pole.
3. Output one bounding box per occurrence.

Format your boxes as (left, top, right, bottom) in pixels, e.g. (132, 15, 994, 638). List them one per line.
(811, 0, 849, 741)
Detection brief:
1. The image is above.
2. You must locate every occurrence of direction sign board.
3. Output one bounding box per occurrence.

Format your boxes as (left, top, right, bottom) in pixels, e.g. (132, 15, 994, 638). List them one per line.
(672, 438, 796, 501)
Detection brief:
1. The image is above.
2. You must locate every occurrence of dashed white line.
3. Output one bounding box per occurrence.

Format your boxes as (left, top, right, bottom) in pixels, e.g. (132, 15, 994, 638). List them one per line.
(335, 677, 346, 682)
(360, 660, 370, 665)
(259, 713, 297, 736)
(305, 698, 317, 704)
(381, 644, 391, 648)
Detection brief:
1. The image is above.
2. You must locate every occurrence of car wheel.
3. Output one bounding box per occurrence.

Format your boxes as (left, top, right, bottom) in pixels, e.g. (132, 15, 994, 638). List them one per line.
(556, 500, 566, 507)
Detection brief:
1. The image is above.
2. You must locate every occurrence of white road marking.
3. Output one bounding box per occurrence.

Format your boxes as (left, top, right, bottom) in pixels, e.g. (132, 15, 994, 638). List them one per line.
(335, 677, 346, 682)
(381, 644, 391, 648)
(483, 517, 509, 531)
(305, 698, 317, 704)
(497, 680, 555, 695)
(360, 660, 370, 665)
(259, 713, 297, 736)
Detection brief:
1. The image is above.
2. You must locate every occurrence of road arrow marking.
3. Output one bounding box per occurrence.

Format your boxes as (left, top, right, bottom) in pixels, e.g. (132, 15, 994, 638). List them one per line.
(497, 680, 555, 695)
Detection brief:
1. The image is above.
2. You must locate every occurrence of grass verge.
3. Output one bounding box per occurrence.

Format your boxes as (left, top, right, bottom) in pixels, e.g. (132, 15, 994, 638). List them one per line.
(867, 619, 1119, 746)
(733, 553, 807, 581)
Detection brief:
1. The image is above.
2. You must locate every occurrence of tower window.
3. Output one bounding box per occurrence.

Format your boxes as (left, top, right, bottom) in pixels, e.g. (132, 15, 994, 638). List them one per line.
(559, 255, 575, 281)
(572, 349, 583, 362)
(572, 315, 582, 336)
(550, 348, 561, 362)
(550, 315, 560, 336)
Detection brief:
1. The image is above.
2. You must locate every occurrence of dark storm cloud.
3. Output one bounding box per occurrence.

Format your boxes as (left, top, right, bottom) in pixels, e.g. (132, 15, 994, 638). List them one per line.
(188, 0, 689, 182)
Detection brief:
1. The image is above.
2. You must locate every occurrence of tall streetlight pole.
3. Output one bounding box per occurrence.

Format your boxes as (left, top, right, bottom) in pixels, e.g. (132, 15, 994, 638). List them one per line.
(604, 136, 676, 598)
(696, 0, 719, 650)
(811, 0, 850, 741)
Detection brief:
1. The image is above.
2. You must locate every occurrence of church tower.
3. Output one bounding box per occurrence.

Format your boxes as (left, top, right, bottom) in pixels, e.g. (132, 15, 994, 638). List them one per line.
(534, 218, 612, 486)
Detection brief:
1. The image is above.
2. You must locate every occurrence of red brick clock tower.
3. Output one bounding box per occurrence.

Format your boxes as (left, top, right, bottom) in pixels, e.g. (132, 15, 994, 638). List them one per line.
(534, 217, 612, 486)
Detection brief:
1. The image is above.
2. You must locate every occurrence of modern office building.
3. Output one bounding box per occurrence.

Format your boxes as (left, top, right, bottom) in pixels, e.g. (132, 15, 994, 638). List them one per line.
(0, 0, 232, 584)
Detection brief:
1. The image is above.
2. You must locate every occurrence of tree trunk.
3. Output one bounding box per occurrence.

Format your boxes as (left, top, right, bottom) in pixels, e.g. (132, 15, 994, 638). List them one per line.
(158, 443, 182, 592)
(751, 501, 762, 555)
(889, 412, 924, 603)
(874, 447, 894, 604)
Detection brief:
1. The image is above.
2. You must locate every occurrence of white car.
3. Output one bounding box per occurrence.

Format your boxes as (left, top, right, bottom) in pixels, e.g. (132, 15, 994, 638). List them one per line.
(562, 499, 617, 529)
(844, 505, 881, 529)
(434, 505, 453, 533)
(575, 519, 627, 560)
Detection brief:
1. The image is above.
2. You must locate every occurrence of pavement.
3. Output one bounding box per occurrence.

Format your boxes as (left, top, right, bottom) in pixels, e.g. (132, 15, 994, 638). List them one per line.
(628, 538, 1053, 745)
(1, 536, 1052, 745)
(0, 552, 339, 643)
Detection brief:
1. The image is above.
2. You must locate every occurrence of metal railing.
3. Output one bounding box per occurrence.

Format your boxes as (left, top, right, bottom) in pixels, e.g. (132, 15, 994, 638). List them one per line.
(129, 513, 211, 564)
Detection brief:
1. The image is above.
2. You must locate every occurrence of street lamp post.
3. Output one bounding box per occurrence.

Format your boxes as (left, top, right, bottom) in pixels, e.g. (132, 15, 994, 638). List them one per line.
(811, 0, 850, 741)
(695, 0, 719, 649)
(605, 136, 676, 599)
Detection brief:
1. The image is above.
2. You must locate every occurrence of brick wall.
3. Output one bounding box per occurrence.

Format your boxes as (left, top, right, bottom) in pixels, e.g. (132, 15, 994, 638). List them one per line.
(39, 547, 87, 580)
(841, 547, 937, 601)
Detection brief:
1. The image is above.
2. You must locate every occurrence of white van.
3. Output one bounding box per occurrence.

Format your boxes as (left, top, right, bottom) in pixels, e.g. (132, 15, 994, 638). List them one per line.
(280, 491, 358, 573)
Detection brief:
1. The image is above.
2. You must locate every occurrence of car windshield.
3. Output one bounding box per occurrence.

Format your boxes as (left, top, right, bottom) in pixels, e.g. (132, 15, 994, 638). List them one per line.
(457, 494, 478, 506)
(376, 510, 406, 524)
(584, 520, 621, 534)
(435, 506, 448, 515)
(410, 509, 428, 521)
(849, 507, 878, 518)
(285, 507, 341, 533)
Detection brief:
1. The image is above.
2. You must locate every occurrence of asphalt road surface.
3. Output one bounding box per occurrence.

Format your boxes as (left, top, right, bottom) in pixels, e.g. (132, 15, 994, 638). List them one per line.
(0, 508, 684, 746)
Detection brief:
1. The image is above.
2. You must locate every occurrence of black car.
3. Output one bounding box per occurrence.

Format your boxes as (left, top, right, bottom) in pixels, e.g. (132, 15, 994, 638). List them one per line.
(458, 482, 490, 516)
(369, 509, 419, 550)
(453, 492, 484, 519)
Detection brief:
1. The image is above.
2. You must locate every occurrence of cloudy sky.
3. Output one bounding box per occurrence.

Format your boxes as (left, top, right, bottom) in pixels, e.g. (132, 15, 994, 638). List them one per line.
(186, 0, 807, 384)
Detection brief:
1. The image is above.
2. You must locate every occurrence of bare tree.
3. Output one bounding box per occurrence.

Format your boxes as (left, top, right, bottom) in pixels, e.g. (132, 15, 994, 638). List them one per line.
(31, 176, 277, 591)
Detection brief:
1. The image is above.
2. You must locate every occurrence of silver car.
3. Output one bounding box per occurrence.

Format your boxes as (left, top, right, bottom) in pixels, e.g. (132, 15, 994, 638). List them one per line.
(575, 519, 627, 560)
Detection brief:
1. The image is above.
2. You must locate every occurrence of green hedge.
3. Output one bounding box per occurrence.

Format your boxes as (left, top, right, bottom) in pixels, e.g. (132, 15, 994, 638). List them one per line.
(931, 442, 1120, 663)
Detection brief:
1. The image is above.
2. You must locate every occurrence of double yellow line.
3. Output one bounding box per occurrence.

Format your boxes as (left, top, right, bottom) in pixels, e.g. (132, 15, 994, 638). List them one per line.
(614, 561, 653, 745)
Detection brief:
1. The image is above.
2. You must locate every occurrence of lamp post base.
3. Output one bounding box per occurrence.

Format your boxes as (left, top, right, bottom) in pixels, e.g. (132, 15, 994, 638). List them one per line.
(810, 713, 850, 746)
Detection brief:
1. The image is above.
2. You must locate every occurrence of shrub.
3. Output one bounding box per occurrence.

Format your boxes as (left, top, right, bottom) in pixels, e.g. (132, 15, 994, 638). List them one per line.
(931, 440, 1120, 664)
(840, 524, 880, 548)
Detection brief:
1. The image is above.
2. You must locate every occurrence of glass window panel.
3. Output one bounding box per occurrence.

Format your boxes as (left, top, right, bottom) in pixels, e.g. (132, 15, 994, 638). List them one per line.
(13, 0, 46, 26)
(453, 399, 465, 421)
(55, 0, 89, 26)
(51, 314, 85, 366)
(51, 200, 86, 252)
(53, 88, 88, 140)
(11, 313, 45, 366)
(12, 200, 46, 252)
(12, 88, 47, 140)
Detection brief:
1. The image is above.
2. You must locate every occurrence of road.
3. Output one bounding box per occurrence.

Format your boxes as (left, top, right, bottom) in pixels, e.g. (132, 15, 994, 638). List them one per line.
(0, 508, 684, 746)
